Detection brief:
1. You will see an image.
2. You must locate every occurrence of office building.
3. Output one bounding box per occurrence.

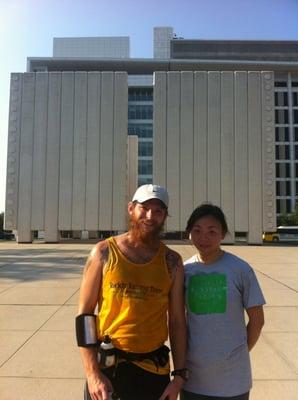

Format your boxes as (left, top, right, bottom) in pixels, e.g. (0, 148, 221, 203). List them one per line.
(5, 29, 298, 243)
(53, 36, 130, 58)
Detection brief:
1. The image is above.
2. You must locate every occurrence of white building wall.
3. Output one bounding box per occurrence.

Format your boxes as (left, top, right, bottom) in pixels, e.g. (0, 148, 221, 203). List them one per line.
(153, 71, 276, 244)
(59, 72, 75, 230)
(53, 37, 130, 58)
(127, 136, 138, 203)
(153, 27, 173, 59)
(5, 72, 128, 242)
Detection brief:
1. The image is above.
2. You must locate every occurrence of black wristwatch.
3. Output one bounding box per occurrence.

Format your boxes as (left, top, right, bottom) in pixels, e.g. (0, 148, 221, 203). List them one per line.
(171, 368, 189, 381)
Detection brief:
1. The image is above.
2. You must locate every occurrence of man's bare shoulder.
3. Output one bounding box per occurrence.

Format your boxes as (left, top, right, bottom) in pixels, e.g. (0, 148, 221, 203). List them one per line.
(164, 246, 183, 279)
(83, 239, 110, 276)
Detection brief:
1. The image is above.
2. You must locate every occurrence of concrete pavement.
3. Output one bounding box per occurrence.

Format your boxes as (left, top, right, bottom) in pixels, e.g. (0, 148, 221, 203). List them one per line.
(0, 240, 298, 399)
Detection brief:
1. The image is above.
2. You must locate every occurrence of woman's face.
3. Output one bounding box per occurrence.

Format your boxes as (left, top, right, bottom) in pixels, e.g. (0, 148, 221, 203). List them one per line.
(189, 215, 225, 258)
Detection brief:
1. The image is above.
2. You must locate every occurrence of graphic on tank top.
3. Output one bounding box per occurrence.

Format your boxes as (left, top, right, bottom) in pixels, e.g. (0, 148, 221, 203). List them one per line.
(188, 273, 227, 314)
(109, 281, 163, 300)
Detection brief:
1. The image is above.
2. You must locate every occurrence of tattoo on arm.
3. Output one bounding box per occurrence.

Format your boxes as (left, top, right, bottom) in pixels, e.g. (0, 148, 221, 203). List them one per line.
(83, 243, 109, 277)
(100, 246, 109, 273)
(166, 249, 181, 280)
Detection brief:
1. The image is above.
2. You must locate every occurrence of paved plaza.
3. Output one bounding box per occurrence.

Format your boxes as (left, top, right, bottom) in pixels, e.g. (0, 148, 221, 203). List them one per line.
(0, 240, 298, 399)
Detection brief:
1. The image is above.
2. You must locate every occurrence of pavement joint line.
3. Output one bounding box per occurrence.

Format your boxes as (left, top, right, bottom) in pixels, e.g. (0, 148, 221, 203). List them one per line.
(252, 269, 298, 294)
(262, 332, 298, 375)
(264, 306, 298, 308)
(0, 288, 80, 369)
(0, 303, 77, 306)
(0, 376, 86, 380)
(264, 332, 298, 334)
(253, 378, 298, 381)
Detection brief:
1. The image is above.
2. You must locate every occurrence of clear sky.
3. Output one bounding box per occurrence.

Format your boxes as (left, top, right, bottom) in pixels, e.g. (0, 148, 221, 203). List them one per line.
(1, 0, 298, 213)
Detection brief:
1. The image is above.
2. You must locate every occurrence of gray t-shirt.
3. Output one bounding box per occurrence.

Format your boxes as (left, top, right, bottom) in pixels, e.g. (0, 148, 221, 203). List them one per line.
(184, 251, 265, 397)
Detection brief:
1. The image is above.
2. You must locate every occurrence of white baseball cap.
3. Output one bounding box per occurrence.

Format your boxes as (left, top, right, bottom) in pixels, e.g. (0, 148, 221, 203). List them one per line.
(132, 184, 169, 208)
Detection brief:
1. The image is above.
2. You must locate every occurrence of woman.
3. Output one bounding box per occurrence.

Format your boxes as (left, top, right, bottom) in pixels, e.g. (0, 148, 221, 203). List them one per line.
(182, 203, 265, 400)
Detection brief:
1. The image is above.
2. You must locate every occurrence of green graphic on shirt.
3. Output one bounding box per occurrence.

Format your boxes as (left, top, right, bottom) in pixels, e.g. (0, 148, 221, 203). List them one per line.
(188, 273, 227, 314)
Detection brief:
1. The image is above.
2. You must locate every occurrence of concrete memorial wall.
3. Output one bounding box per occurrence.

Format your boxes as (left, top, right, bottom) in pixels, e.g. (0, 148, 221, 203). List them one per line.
(153, 71, 276, 244)
(5, 72, 128, 242)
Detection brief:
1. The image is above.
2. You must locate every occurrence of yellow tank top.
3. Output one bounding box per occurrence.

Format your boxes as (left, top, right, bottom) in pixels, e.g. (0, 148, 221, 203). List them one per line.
(97, 237, 171, 374)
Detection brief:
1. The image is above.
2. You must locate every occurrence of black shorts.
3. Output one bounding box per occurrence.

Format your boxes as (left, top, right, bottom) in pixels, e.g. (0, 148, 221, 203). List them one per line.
(181, 389, 249, 400)
(84, 361, 170, 400)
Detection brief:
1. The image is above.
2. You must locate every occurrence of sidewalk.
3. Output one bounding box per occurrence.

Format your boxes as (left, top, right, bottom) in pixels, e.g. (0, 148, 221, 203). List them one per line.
(0, 241, 298, 399)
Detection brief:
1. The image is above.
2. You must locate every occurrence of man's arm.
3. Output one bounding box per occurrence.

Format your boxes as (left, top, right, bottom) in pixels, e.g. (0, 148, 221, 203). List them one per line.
(246, 305, 265, 351)
(77, 241, 113, 400)
(159, 249, 187, 400)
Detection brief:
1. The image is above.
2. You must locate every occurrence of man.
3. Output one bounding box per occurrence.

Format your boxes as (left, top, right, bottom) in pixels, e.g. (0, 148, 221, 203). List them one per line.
(76, 184, 187, 400)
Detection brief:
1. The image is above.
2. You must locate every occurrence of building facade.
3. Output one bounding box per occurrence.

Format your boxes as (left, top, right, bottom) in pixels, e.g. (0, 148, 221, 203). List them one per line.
(53, 36, 130, 58)
(5, 30, 298, 243)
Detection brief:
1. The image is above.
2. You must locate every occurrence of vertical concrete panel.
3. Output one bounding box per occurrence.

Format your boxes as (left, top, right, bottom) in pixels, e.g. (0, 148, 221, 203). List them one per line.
(153, 72, 167, 187)
(127, 135, 138, 203)
(234, 72, 249, 232)
(220, 72, 235, 242)
(261, 72, 276, 232)
(17, 73, 35, 242)
(180, 72, 194, 229)
(31, 73, 48, 230)
(59, 72, 74, 230)
(207, 72, 221, 204)
(166, 72, 180, 230)
(248, 72, 263, 243)
(112, 72, 128, 230)
(72, 72, 87, 230)
(193, 72, 208, 207)
(85, 72, 101, 230)
(45, 73, 61, 242)
(99, 72, 114, 229)
(5, 74, 23, 231)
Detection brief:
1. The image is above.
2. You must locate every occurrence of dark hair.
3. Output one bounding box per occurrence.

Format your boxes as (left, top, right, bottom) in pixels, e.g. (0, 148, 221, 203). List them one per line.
(186, 203, 228, 235)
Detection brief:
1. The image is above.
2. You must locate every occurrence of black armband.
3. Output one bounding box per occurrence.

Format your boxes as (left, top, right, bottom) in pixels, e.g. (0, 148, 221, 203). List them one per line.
(75, 314, 99, 347)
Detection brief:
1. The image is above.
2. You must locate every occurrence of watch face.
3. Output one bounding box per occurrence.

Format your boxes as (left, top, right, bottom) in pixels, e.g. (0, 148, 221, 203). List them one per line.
(181, 369, 189, 380)
(184, 369, 189, 380)
(172, 368, 189, 381)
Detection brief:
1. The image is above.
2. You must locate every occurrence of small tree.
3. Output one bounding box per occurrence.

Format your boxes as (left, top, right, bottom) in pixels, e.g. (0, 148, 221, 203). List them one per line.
(290, 202, 298, 225)
(277, 202, 298, 226)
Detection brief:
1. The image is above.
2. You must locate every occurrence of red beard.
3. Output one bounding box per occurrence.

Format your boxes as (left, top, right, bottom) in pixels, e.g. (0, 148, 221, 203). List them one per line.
(129, 216, 164, 245)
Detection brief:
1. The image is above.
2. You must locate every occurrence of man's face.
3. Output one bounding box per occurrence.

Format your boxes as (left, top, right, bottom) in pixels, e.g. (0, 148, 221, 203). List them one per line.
(128, 199, 168, 242)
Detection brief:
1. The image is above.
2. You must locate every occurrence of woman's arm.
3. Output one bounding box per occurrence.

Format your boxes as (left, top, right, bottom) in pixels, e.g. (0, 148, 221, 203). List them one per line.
(246, 305, 265, 351)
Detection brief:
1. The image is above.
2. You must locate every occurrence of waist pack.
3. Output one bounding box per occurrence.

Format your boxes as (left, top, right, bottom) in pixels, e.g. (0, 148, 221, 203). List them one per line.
(99, 344, 170, 370)
(116, 344, 170, 368)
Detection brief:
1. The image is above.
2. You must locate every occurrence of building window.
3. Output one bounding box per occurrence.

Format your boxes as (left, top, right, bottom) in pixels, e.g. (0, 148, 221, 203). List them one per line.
(138, 141, 153, 157)
(275, 81, 287, 87)
(275, 144, 290, 160)
(295, 127, 298, 141)
(138, 160, 152, 175)
(293, 110, 298, 124)
(129, 88, 153, 101)
(275, 109, 289, 124)
(276, 163, 290, 178)
(128, 123, 153, 138)
(128, 105, 153, 119)
(275, 126, 289, 142)
(276, 199, 292, 214)
(293, 92, 298, 107)
(275, 92, 288, 107)
(276, 181, 291, 196)
(138, 176, 152, 186)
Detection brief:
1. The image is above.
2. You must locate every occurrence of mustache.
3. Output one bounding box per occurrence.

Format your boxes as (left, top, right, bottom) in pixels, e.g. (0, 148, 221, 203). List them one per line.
(129, 217, 164, 241)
